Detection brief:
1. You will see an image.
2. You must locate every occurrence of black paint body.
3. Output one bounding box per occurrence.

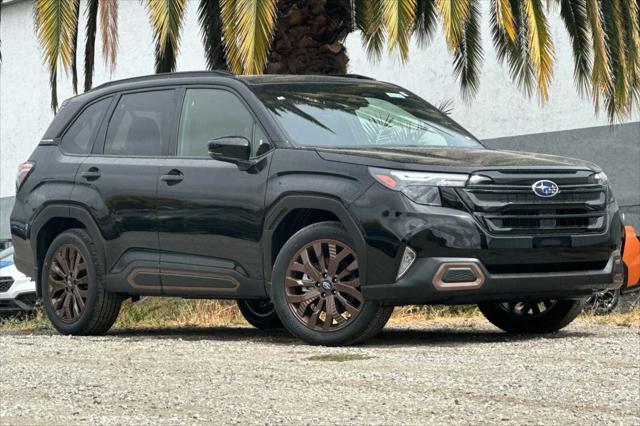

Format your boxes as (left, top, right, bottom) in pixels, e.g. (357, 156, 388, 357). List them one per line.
(10, 73, 623, 305)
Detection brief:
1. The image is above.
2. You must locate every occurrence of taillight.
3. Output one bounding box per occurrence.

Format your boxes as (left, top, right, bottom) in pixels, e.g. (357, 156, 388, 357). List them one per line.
(16, 161, 34, 190)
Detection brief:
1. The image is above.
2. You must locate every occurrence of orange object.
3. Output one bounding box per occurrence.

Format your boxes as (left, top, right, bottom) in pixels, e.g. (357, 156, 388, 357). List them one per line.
(623, 225, 640, 287)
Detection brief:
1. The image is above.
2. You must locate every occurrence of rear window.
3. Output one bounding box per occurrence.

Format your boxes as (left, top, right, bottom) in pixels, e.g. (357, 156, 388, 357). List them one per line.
(61, 97, 112, 154)
(103, 90, 177, 156)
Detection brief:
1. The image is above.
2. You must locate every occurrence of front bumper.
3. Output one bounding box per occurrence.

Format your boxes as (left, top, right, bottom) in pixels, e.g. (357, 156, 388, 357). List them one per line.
(363, 254, 624, 305)
(0, 278, 37, 314)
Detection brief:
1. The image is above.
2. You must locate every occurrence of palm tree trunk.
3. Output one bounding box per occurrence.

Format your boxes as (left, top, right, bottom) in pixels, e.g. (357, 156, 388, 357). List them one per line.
(267, 0, 352, 74)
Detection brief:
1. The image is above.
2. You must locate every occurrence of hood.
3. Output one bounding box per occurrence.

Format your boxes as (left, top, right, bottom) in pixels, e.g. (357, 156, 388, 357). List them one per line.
(315, 147, 600, 173)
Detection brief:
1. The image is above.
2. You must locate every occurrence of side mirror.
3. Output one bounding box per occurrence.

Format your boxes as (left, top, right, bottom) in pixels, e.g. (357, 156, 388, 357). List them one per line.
(208, 137, 251, 166)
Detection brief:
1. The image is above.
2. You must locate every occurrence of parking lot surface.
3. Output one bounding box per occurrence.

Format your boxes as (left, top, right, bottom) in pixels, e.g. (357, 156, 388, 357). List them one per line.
(1, 320, 639, 425)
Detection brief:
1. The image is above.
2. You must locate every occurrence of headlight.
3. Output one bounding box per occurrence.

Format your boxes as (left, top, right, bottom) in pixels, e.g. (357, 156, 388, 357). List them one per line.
(594, 171, 609, 185)
(369, 167, 468, 206)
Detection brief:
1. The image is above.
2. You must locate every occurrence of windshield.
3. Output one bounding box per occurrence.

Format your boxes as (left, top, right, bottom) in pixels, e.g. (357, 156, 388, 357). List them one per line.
(252, 83, 482, 149)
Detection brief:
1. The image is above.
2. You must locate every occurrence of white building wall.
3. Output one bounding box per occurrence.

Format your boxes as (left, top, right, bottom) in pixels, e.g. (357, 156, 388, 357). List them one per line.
(1, 0, 638, 201)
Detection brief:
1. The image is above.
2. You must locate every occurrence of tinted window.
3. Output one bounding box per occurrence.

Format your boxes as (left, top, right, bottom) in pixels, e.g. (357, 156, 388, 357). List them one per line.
(177, 89, 260, 157)
(104, 90, 176, 156)
(252, 83, 482, 149)
(61, 98, 111, 154)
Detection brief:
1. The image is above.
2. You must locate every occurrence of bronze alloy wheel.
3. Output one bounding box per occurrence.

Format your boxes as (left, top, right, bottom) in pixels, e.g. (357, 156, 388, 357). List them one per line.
(47, 244, 89, 323)
(285, 239, 363, 332)
(499, 300, 558, 318)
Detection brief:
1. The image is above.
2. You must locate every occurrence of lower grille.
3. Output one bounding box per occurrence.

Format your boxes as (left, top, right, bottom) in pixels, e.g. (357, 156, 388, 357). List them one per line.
(0, 276, 14, 292)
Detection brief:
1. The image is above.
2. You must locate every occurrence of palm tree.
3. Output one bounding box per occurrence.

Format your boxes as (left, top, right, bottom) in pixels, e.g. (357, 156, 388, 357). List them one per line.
(32, 0, 640, 121)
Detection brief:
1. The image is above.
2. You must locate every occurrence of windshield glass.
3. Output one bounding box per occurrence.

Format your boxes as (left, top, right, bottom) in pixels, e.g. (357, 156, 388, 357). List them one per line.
(252, 83, 482, 149)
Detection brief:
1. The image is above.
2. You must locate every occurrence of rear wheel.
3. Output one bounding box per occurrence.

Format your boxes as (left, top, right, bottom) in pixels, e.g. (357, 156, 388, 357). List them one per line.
(41, 229, 122, 335)
(478, 299, 585, 333)
(585, 289, 620, 315)
(237, 298, 282, 329)
(272, 222, 393, 346)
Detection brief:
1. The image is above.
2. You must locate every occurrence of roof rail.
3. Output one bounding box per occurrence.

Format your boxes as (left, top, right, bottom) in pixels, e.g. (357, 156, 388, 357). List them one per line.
(329, 74, 375, 80)
(92, 70, 234, 91)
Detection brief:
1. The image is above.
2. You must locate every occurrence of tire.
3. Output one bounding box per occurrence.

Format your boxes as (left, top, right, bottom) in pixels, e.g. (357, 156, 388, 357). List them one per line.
(478, 298, 586, 334)
(41, 228, 122, 335)
(584, 289, 620, 315)
(237, 298, 283, 329)
(271, 221, 393, 346)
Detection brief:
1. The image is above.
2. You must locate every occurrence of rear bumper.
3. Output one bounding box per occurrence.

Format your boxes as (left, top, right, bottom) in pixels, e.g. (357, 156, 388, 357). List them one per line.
(362, 253, 624, 306)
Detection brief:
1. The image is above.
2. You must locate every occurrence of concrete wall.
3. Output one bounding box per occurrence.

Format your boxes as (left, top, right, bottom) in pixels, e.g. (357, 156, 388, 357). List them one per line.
(1, 0, 639, 237)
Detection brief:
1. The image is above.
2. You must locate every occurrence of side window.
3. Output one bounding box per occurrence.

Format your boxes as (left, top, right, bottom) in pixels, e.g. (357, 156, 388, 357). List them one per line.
(61, 98, 111, 154)
(104, 90, 176, 156)
(177, 89, 266, 158)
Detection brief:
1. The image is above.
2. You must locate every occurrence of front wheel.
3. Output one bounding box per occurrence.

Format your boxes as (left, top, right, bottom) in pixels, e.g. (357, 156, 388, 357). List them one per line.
(478, 299, 585, 334)
(272, 222, 393, 346)
(237, 299, 282, 329)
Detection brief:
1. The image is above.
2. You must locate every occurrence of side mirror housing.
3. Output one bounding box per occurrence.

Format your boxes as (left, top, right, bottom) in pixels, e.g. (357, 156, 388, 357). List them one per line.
(208, 137, 251, 166)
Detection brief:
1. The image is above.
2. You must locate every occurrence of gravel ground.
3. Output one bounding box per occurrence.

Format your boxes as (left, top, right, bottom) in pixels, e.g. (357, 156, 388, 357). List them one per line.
(1, 319, 639, 425)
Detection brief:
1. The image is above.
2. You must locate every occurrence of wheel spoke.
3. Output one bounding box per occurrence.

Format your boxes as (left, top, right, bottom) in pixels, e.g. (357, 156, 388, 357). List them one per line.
(308, 298, 325, 327)
(48, 276, 66, 290)
(285, 277, 315, 288)
(312, 243, 326, 272)
(335, 294, 359, 316)
(72, 287, 86, 311)
(287, 289, 321, 304)
(334, 283, 363, 302)
(55, 250, 70, 275)
(327, 247, 350, 277)
(50, 261, 66, 279)
(300, 249, 323, 281)
(337, 259, 358, 280)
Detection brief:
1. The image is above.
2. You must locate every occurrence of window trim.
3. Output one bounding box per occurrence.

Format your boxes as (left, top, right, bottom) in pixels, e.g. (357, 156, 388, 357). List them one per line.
(94, 87, 181, 158)
(171, 85, 273, 160)
(59, 96, 114, 156)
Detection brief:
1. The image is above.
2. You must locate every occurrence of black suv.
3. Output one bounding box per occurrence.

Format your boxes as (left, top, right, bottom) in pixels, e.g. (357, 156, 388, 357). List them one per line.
(11, 72, 624, 345)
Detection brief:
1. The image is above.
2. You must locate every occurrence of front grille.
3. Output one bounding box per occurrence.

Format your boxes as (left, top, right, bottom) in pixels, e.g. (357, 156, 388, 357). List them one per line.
(0, 276, 14, 292)
(458, 170, 607, 235)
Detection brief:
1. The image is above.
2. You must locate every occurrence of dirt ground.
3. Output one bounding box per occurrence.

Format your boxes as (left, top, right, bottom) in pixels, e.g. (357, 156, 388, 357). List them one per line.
(1, 319, 638, 425)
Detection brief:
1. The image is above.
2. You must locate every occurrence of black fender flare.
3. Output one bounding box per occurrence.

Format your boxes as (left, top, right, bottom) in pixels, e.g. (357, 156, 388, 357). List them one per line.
(30, 204, 107, 294)
(262, 195, 367, 285)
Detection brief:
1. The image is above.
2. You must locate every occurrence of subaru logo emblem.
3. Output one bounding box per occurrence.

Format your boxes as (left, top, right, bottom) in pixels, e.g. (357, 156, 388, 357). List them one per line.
(532, 180, 559, 198)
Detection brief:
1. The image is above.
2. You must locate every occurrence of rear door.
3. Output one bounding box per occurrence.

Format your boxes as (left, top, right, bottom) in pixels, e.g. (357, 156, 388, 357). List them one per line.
(156, 87, 273, 297)
(74, 89, 180, 292)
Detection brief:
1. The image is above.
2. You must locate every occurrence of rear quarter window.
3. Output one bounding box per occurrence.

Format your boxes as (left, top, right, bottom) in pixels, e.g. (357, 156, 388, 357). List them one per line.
(60, 97, 112, 154)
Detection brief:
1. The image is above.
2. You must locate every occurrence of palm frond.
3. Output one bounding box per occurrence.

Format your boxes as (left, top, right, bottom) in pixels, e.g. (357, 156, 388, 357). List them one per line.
(585, 0, 611, 109)
(380, 0, 417, 61)
(491, 0, 535, 97)
(557, 0, 592, 96)
(34, 0, 79, 111)
(145, 0, 188, 73)
(493, 0, 516, 42)
(621, 0, 640, 110)
(523, 0, 555, 101)
(436, 0, 471, 51)
(99, 0, 118, 73)
(198, 0, 226, 70)
(601, 0, 628, 120)
(71, 0, 80, 94)
(414, 0, 437, 47)
(355, 0, 386, 60)
(84, 0, 99, 91)
(453, 0, 483, 100)
(220, 0, 278, 74)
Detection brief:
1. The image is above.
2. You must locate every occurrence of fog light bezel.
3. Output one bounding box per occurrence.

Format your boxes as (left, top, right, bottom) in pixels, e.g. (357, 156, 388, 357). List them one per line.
(396, 246, 417, 280)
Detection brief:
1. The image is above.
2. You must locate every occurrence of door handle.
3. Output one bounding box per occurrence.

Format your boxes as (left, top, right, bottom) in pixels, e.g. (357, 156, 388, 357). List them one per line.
(161, 169, 184, 184)
(81, 167, 101, 180)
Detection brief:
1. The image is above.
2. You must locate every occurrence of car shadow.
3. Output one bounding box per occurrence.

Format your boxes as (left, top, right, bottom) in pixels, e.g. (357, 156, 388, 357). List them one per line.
(104, 325, 593, 347)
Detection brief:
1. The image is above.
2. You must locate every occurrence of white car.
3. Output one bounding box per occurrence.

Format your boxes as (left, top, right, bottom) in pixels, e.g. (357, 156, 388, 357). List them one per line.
(0, 246, 37, 316)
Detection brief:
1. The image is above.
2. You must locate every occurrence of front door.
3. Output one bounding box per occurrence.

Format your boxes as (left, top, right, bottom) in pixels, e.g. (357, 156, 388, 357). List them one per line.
(157, 88, 272, 297)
